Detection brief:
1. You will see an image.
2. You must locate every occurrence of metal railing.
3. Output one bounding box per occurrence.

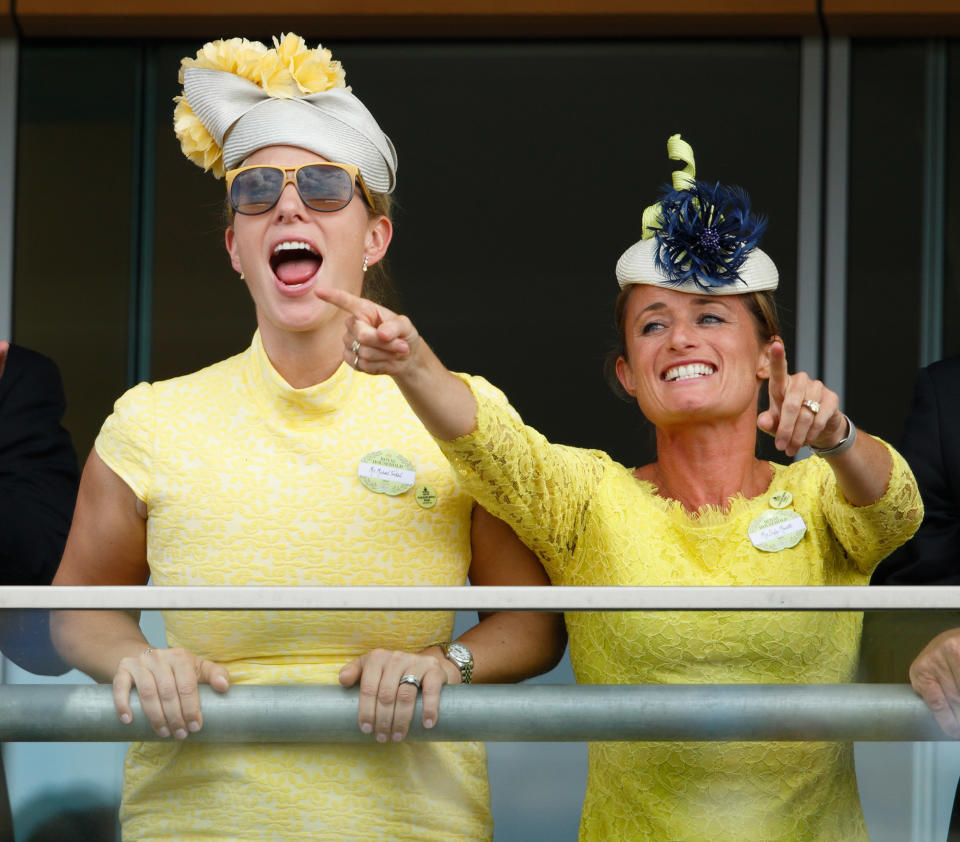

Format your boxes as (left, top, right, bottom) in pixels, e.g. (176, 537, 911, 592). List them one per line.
(3, 584, 960, 611)
(0, 684, 948, 743)
(1, 585, 956, 743)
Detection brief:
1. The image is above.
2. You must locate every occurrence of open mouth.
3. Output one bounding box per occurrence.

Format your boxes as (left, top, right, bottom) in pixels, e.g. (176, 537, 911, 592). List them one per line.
(663, 363, 716, 382)
(270, 240, 323, 286)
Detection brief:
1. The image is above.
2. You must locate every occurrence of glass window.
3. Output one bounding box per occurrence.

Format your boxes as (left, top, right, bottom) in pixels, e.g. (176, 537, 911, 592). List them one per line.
(14, 45, 137, 462)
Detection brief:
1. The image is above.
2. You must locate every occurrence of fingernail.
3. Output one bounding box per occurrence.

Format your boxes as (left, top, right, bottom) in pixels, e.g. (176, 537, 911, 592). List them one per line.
(188, 721, 201, 733)
(174, 729, 187, 740)
(376, 733, 387, 743)
(424, 718, 434, 729)
(392, 732, 403, 742)
(360, 723, 372, 734)
(119, 713, 132, 725)
(158, 726, 171, 738)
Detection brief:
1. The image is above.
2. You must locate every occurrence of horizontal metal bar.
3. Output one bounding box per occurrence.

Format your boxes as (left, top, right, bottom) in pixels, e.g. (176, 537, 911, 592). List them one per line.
(0, 684, 947, 743)
(1, 585, 959, 612)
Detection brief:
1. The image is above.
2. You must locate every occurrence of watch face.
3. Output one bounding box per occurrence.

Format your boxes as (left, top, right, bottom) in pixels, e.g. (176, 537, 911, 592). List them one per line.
(446, 642, 473, 666)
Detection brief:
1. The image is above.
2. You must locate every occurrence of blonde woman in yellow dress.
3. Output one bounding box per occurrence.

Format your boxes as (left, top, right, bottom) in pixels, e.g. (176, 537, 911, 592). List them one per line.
(318, 135, 923, 840)
(51, 34, 564, 840)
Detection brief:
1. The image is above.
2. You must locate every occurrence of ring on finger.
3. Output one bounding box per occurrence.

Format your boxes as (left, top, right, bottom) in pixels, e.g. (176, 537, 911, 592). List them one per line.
(398, 674, 421, 691)
(802, 399, 821, 415)
(351, 339, 360, 355)
(353, 353, 360, 370)
(143, 648, 154, 656)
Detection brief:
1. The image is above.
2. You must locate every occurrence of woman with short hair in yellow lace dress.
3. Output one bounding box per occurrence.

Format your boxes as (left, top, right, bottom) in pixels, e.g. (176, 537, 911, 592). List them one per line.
(319, 135, 923, 840)
(50, 34, 565, 840)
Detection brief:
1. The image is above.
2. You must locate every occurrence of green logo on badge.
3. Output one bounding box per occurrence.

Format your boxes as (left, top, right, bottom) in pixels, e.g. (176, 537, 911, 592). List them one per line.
(415, 485, 438, 509)
(769, 490, 793, 509)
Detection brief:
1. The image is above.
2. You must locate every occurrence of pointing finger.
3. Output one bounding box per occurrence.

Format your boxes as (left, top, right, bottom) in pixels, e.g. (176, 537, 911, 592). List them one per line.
(315, 286, 384, 326)
(768, 339, 788, 382)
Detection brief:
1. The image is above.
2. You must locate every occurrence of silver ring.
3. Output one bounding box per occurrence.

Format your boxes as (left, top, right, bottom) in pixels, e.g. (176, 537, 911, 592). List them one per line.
(802, 399, 821, 415)
(351, 339, 360, 355)
(353, 353, 360, 370)
(143, 648, 154, 656)
(398, 674, 421, 690)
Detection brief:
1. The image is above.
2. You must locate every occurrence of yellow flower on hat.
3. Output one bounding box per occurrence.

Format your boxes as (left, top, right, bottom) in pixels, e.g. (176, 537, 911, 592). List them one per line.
(178, 37, 269, 85)
(173, 96, 226, 176)
(174, 34, 348, 178)
(272, 32, 346, 95)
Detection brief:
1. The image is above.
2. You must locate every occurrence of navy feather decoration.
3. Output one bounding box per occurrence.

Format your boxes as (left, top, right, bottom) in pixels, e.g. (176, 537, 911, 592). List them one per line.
(653, 180, 767, 291)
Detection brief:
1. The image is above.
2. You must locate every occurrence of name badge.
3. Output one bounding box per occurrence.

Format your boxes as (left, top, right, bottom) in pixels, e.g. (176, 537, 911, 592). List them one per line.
(358, 449, 416, 496)
(748, 509, 806, 552)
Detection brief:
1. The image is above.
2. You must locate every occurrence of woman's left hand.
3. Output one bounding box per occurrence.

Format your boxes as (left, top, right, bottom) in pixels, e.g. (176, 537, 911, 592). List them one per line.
(338, 648, 456, 742)
(757, 340, 847, 458)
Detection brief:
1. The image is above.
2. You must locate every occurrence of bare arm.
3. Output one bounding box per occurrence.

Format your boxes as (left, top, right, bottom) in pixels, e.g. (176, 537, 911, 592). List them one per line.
(52, 450, 228, 738)
(757, 339, 892, 506)
(452, 504, 566, 682)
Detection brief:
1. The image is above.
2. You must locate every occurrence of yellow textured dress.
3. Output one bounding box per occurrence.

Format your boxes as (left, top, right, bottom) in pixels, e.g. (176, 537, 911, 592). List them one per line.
(95, 332, 491, 841)
(436, 376, 922, 842)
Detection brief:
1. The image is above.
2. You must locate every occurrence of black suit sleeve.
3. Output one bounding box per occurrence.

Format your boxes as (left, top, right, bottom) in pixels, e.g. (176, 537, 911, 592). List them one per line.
(863, 358, 960, 684)
(0, 345, 79, 674)
(873, 358, 960, 585)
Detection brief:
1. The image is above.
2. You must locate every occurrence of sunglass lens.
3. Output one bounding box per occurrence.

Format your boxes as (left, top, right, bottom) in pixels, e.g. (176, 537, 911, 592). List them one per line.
(297, 165, 354, 212)
(231, 168, 284, 214)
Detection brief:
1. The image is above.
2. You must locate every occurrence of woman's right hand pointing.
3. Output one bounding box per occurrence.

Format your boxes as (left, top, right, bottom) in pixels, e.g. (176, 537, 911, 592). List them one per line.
(314, 286, 420, 375)
(315, 285, 478, 441)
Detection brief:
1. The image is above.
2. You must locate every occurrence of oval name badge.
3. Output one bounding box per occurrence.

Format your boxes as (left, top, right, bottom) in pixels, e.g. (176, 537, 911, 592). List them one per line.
(358, 449, 416, 496)
(748, 509, 807, 552)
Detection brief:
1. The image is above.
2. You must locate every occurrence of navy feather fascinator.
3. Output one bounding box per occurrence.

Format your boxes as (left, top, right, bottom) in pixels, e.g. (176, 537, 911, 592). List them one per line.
(653, 180, 767, 291)
(616, 134, 779, 294)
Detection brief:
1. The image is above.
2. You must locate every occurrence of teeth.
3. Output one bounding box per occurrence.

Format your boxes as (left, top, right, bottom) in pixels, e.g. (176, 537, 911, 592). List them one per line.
(273, 240, 317, 255)
(665, 363, 715, 382)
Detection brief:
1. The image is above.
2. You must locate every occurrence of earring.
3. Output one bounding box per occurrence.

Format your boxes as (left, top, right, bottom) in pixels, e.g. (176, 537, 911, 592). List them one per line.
(362, 255, 369, 273)
(240, 272, 245, 280)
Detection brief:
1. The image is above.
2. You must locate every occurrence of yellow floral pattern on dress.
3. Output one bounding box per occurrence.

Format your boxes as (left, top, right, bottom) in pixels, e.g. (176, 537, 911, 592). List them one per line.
(96, 332, 491, 841)
(437, 375, 922, 842)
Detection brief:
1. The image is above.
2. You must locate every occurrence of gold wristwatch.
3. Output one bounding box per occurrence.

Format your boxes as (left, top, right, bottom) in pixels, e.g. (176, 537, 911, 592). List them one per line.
(439, 641, 474, 684)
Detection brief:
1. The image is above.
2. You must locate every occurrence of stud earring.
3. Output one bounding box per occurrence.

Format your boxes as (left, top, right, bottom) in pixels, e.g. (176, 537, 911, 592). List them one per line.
(362, 255, 369, 273)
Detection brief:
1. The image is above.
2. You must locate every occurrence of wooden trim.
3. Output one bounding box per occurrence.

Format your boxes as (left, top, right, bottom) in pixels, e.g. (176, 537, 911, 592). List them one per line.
(15, 0, 821, 38)
(14, 0, 960, 38)
(0, 1, 13, 37)
(824, 0, 960, 35)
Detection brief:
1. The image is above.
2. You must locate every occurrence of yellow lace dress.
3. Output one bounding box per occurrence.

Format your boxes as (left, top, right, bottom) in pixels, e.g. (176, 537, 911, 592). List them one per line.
(95, 332, 491, 841)
(436, 376, 922, 842)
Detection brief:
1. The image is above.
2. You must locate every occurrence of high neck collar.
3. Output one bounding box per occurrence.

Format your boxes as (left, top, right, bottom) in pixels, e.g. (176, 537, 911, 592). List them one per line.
(247, 330, 357, 425)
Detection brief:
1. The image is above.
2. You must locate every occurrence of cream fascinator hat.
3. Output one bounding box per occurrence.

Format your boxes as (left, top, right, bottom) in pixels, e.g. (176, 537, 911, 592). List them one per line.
(174, 34, 397, 193)
(616, 134, 777, 294)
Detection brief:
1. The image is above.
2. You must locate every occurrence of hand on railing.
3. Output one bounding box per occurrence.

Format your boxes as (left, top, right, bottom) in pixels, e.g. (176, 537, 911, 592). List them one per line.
(909, 627, 960, 737)
(339, 647, 457, 743)
(114, 646, 230, 740)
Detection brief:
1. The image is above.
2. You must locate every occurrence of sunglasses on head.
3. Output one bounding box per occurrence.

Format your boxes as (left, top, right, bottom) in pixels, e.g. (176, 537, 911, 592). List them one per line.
(225, 162, 373, 215)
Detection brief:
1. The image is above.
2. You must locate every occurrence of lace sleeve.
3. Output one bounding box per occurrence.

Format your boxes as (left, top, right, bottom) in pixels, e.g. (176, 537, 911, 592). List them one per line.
(436, 375, 607, 578)
(820, 439, 923, 573)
